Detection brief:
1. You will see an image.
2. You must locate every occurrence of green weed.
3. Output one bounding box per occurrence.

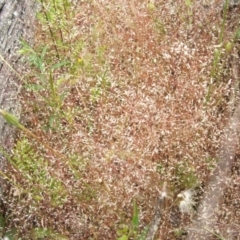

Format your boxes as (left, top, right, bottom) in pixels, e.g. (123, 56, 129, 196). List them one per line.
(117, 199, 149, 240)
(37, 0, 72, 60)
(30, 227, 68, 240)
(205, 0, 230, 105)
(10, 138, 68, 206)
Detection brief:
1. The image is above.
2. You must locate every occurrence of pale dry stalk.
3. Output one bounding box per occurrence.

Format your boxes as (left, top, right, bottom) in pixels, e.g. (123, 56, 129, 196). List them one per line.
(146, 182, 169, 240)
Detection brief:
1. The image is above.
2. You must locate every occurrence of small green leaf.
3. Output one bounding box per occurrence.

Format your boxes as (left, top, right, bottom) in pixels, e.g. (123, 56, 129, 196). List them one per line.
(25, 83, 45, 91)
(185, 0, 192, 7)
(31, 227, 50, 238)
(51, 61, 69, 70)
(225, 41, 233, 54)
(174, 228, 185, 237)
(40, 45, 48, 61)
(234, 28, 240, 42)
(213, 48, 220, 59)
(139, 225, 150, 240)
(117, 234, 128, 240)
(117, 225, 129, 236)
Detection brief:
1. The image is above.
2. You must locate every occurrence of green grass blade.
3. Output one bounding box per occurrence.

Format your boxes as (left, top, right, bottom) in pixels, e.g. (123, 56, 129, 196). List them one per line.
(51, 61, 69, 70)
(132, 199, 139, 230)
(0, 109, 23, 129)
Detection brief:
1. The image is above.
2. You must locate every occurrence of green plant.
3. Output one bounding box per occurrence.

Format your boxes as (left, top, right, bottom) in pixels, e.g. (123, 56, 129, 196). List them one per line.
(10, 138, 68, 206)
(157, 160, 199, 193)
(2, 228, 17, 240)
(184, 0, 193, 23)
(174, 161, 199, 190)
(19, 41, 68, 106)
(30, 227, 68, 239)
(37, 0, 72, 60)
(219, 0, 229, 43)
(0, 139, 69, 238)
(205, 0, 230, 105)
(116, 199, 149, 240)
(90, 68, 111, 103)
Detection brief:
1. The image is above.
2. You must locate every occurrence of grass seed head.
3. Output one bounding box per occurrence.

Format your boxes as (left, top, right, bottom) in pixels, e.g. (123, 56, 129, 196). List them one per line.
(178, 189, 196, 214)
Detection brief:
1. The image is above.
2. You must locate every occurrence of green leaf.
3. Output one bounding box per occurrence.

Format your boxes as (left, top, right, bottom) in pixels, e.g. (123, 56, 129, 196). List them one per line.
(25, 83, 45, 91)
(40, 45, 48, 61)
(117, 234, 128, 240)
(51, 61, 69, 70)
(49, 72, 56, 98)
(234, 28, 240, 42)
(18, 39, 35, 56)
(147, 2, 156, 10)
(185, 0, 192, 7)
(139, 225, 150, 240)
(31, 227, 50, 238)
(132, 199, 139, 229)
(0, 109, 23, 129)
(225, 41, 233, 54)
(117, 224, 129, 236)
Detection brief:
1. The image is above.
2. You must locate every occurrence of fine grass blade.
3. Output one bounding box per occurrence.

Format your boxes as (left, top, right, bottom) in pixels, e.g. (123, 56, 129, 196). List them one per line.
(132, 198, 139, 231)
(0, 109, 23, 130)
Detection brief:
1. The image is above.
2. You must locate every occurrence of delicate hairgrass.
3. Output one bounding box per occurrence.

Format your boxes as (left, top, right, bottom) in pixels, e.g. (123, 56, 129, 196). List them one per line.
(1, 0, 240, 238)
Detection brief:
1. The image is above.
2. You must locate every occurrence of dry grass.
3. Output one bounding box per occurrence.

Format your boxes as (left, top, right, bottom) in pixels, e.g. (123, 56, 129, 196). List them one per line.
(1, 0, 240, 239)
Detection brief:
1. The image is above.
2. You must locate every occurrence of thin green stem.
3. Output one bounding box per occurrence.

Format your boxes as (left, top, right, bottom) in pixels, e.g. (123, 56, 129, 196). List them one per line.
(39, 0, 61, 61)
(219, 0, 229, 43)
